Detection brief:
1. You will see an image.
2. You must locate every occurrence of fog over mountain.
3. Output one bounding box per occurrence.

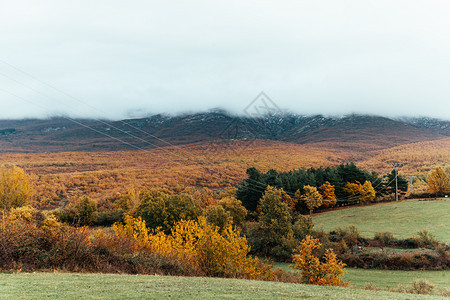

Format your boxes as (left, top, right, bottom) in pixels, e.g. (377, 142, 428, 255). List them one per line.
(1, 1, 450, 120)
(0, 111, 449, 153)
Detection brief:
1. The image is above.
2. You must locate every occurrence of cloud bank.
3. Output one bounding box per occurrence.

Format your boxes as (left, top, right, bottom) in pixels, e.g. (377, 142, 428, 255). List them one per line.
(0, 0, 449, 120)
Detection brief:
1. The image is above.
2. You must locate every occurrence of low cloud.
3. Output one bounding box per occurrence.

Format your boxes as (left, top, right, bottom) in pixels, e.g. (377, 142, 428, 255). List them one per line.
(0, 0, 449, 120)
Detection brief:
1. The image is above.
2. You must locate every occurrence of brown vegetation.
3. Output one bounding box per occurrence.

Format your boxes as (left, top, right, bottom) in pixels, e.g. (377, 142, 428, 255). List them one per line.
(0, 138, 448, 209)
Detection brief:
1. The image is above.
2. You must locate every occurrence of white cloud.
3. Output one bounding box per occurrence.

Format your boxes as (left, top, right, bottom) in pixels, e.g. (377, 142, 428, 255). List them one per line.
(0, 0, 449, 119)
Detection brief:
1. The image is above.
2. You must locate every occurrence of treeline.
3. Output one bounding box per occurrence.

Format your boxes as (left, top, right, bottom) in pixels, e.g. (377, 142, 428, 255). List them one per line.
(56, 187, 246, 230)
(237, 163, 408, 214)
(0, 163, 410, 229)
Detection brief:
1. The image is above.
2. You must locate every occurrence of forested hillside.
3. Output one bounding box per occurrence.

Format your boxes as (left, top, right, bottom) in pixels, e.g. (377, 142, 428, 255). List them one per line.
(0, 112, 448, 152)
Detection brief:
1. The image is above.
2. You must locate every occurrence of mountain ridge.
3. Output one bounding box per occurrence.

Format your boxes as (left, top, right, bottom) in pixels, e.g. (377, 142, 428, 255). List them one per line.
(0, 112, 448, 153)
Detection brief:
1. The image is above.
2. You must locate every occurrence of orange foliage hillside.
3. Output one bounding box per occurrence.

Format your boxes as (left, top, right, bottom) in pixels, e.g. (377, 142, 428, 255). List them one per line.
(359, 138, 450, 176)
(0, 138, 448, 208)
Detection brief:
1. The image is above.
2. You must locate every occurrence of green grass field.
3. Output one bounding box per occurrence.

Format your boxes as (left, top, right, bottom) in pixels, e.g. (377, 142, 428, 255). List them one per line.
(0, 273, 446, 300)
(312, 198, 450, 242)
(344, 268, 449, 289)
(273, 263, 449, 290)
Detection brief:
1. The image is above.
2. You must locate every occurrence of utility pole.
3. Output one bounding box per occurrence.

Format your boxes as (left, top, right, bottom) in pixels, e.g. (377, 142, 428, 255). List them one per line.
(389, 162, 405, 201)
(410, 176, 414, 194)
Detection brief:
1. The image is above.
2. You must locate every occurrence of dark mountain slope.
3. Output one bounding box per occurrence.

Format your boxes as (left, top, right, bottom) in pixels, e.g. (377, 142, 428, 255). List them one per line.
(0, 112, 448, 153)
(278, 115, 448, 151)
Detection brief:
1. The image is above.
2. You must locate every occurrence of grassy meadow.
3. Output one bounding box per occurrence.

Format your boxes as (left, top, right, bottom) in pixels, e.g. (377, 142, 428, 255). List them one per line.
(273, 263, 449, 290)
(0, 272, 446, 300)
(312, 198, 450, 242)
(344, 269, 449, 289)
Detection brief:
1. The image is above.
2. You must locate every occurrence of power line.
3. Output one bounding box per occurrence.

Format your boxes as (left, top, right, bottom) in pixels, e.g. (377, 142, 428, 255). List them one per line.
(0, 89, 224, 190)
(388, 162, 406, 201)
(0, 83, 396, 205)
(0, 84, 286, 200)
(0, 62, 279, 195)
(0, 60, 401, 205)
(0, 60, 398, 200)
(0, 70, 260, 190)
(0, 85, 394, 204)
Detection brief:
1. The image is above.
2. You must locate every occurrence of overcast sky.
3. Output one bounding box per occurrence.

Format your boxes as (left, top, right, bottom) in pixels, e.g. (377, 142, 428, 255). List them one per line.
(0, 0, 449, 120)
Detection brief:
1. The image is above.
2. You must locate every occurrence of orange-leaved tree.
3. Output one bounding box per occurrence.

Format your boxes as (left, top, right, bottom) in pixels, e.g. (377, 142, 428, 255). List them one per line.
(318, 181, 336, 208)
(292, 235, 347, 286)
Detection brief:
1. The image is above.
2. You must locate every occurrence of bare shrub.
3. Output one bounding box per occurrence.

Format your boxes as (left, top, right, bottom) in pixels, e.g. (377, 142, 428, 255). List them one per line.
(438, 287, 450, 297)
(410, 279, 435, 294)
(391, 279, 435, 295)
(363, 282, 380, 291)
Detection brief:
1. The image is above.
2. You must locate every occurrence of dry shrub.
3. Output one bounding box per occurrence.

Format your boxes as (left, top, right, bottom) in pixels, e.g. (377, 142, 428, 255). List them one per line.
(439, 287, 450, 297)
(409, 279, 435, 294)
(271, 267, 302, 283)
(393, 284, 410, 294)
(113, 215, 277, 280)
(415, 230, 438, 249)
(328, 225, 361, 248)
(391, 279, 435, 295)
(0, 215, 94, 271)
(363, 282, 380, 291)
(373, 232, 396, 247)
(0, 212, 183, 275)
(341, 249, 448, 270)
(0, 210, 297, 281)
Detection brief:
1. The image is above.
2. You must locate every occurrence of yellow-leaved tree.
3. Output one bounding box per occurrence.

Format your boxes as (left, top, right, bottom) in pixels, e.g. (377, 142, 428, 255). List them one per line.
(343, 182, 362, 204)
(360, 181, 376, 203)
(301, 185, 323, 215)
(344, 181, 376, 203)
(0, 166, 34, 211)
(292, 235, 347, 286)
(427, 167, 450, 196)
